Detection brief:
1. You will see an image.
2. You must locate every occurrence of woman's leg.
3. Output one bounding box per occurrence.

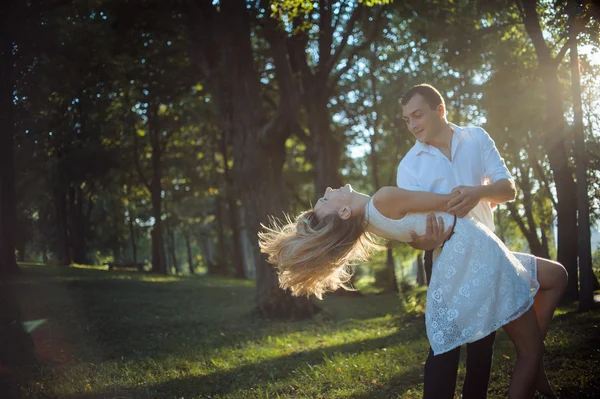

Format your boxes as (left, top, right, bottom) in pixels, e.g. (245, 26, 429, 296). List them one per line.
(532, 257, 568, 338)
(502, 307, 544, 399)
(532, 257, 568, 397)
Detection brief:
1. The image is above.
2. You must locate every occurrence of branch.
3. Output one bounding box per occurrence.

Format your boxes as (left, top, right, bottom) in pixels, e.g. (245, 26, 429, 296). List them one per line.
(555, 37, 572, 64)
(184, 0, 220, 83)
(129, 112, 152, 194)
(259, 18, 301, 144)
(552, 3, 587, 67)
(324, 3, 363, 77)
(517, 165, 540, 239)
(85, 184, 95, 227)
(531, 157, 558, 209)
(506, 201, 535, 239)
(331, 0, 349, 34)
(329, 8, 383, 90)
(519, 0, 553, 64)
(318, 0, 334, 72)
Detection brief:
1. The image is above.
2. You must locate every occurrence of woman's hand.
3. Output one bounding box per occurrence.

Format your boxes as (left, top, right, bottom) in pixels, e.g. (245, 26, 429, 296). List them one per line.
(409, 214, 454, 251)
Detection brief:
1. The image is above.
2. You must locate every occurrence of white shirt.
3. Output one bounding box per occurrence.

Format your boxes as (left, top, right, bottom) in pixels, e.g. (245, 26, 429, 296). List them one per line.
(396, 123, 512, 231)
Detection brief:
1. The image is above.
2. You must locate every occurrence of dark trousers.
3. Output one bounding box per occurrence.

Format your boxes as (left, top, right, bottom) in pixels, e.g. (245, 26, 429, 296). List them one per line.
(423, 331, 496, 399)
(423, 250, 496, 399)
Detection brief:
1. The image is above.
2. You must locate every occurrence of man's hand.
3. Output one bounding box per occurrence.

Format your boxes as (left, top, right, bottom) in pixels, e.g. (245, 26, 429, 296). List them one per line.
(409, 214, 454, 251)
(447, 185, 482, 218)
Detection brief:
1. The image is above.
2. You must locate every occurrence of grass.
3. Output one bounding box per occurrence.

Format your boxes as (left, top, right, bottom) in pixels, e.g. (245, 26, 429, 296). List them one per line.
(4, 264, 600, 398)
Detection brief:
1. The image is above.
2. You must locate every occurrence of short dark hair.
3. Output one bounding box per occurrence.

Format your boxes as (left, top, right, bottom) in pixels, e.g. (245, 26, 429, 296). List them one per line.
(401, 84, 445, 110)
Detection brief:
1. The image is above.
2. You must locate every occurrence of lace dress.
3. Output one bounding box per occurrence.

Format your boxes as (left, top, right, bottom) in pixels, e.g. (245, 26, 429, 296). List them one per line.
(365, 200, 539, 355)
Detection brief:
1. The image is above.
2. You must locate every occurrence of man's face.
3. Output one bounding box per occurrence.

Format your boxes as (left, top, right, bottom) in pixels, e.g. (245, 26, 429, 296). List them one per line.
(401, 94, 445, 143)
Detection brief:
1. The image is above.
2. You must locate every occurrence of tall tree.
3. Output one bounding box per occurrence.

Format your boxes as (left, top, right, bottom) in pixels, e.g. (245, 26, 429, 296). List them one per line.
(519, 0, 580, 300)
(185, 0, 318, 319)
(569, 2, 594, 311)
(0, 0, 20, 275)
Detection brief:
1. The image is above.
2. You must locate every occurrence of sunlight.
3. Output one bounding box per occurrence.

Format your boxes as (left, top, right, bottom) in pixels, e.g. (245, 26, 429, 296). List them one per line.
(22, 319, 48, 333)
(580, 44, 600, 65)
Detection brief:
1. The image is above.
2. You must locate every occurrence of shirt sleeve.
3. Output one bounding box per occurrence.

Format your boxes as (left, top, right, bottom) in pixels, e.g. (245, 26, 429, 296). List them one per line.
(477, 128, 513, 183)
(396, 161, 421, 191)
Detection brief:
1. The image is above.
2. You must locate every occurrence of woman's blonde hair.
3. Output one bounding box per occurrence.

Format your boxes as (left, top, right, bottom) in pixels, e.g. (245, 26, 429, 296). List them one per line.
(258, 209, 382, 299)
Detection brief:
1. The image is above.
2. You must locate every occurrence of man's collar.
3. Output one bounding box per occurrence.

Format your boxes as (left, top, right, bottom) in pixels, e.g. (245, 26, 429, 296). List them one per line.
(414, 122, 465, 155)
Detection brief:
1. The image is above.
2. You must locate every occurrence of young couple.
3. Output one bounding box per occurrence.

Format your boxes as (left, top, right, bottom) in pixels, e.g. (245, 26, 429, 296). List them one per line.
(259, 84, 568, 399)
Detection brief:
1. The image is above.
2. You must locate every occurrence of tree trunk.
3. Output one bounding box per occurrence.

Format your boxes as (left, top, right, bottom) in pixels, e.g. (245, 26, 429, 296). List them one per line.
(539, 69, 579, 301)
(522, 0, 579, 301)
(507, 202, 551, 259)
(540, 224, 551, 259)
(55, 181, 71, 267)
(15, 237, 25, 263)
(188, 0, 318, 319)
(166, 217, 178, 274)
(306, 94, 343, 196)
(0, 0, 35, 387)
(214, 195, 229, 275)
(227, 196, 245, 278)
(386, 246, 399, 292)
(0, 5, 19, 275)
(69, 186, 89, 264)
(128, 214, 138, 264)
(125, 182, 138, 264)
(185, 233, 195, 274)
(237, 147, 319, 319)
(201, 235, 216, 274)
(416, 252, 426, 286)
(569, 7, 594, 311)
(149, 112, 167, 275)
(367, 61, 399, 293)
(508, 165, 552, 258)
(220, 132, 245, 278)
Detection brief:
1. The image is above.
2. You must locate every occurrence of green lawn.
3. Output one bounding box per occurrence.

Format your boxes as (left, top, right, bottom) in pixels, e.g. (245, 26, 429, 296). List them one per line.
(5, 264, 600, 398)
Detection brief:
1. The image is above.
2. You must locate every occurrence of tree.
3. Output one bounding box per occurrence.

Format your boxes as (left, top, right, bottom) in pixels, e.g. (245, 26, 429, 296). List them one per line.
(519, 0, 580, 300)
(568, 2, 594, 310)
(185, 0, 318, 319)
(280, 1, 385, 195)
(0, 0, 21, 275)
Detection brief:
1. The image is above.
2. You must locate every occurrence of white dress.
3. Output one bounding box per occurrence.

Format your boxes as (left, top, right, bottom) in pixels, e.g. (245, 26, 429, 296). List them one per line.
(365, 201, 539, 355)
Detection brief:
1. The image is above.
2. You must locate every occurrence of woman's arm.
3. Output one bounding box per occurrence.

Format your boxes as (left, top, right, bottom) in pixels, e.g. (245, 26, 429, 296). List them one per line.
(372, 186, 454, 219)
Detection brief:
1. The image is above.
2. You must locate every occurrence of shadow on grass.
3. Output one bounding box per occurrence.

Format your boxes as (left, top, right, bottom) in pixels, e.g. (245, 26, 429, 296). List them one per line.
(7, 266, 413, 365)
(346, 372, 424, 399)
(58, 327, 424, 398)
(0, 282, 39, 399)
(3, 269, 261, 366)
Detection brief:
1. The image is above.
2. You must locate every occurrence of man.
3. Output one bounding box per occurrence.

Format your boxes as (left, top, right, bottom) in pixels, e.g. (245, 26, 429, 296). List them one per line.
(397, 84, 516, 399)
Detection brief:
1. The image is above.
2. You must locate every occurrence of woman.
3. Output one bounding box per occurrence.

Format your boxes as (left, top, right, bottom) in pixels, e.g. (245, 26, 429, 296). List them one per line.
(259, 184, 567, 399)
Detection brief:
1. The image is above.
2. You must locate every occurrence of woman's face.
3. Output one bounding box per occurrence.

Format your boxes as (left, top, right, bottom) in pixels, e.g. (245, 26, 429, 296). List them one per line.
(313, 184, 356, 220)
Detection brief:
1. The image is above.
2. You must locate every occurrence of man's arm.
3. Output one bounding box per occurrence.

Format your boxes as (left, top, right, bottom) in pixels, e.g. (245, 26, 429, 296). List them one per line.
(447, 128, 516, 217)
